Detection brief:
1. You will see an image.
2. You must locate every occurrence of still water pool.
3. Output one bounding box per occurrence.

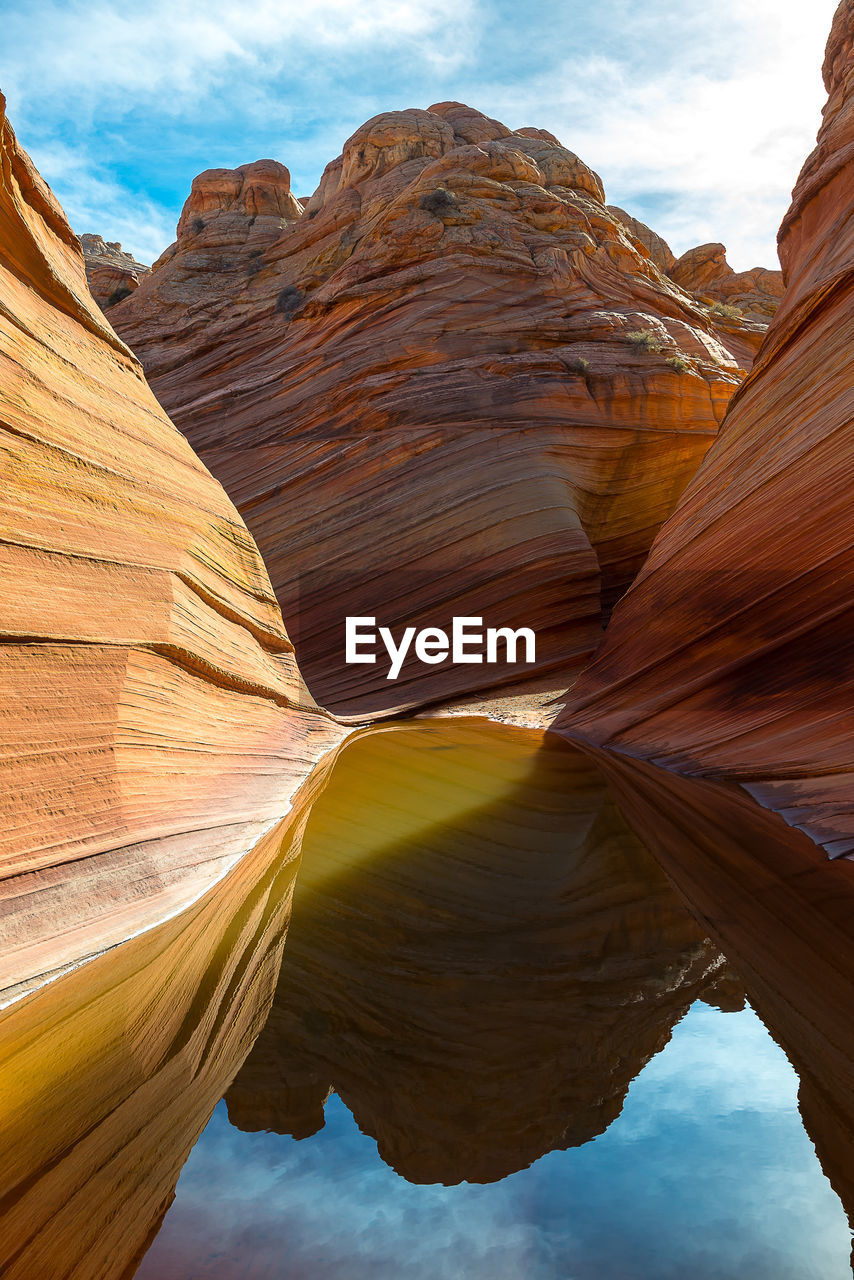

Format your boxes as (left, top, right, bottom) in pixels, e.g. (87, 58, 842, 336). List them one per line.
(139, 1001, 850, 1280)
(2, 720, 852, 1278)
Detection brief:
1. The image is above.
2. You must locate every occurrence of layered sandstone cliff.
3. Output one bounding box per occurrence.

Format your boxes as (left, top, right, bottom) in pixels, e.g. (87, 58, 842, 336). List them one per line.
(668, 241, 784, 322)
(565, 0, 854, 858)
(80, 232, 150, 310)
(112, 104, 766, 719)
(226, 722, 725, 1182)
(0, 95, 342, 1000)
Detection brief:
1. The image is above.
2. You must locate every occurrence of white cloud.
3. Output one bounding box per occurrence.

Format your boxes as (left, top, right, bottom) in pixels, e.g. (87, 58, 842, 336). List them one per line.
(0, 0, 841, 268)
(2, 0, 474, 112)
(18, 138, 174, 261)
(475, 0, 838, 268)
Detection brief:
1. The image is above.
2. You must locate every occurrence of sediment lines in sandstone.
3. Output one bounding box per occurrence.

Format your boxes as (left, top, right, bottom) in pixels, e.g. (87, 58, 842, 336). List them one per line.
(113, 102, 768, 718)
(563, 0, 854, 858)
(0, 93, 342, 1000)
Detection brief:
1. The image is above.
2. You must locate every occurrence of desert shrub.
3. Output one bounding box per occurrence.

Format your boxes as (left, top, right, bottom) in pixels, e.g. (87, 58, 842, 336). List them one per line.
(419, 187, 460, 216)
(248, 248, 263, 258)
(106, 287, 132, 307)
(274, 285, 304, 317)
(571, 357, 590, 374)
(192, 217, 206, 234)
(709, 301, 743, 320)
(666, 356, 689, 373)
(625, 328, 662, 352)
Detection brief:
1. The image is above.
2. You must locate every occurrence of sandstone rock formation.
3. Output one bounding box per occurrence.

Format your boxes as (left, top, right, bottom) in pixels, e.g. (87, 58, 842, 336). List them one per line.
(226, 721, 726, 1182)
(605, 210, 784, 322)
(0, 93, 342, 1001)
(565, 0, 854, 858)
(669, 241, 784, 322)
(0, 768, 327, 1280)
(80, 232, 149, 309)
(113, 103, 767, 719)
(606, 205, 676, 273)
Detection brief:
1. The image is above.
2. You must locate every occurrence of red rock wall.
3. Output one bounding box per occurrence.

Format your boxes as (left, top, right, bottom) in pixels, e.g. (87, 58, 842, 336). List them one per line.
(0, 95, 341, 998)
(113, 103, 762, 719)
(564, 0, 854, 857)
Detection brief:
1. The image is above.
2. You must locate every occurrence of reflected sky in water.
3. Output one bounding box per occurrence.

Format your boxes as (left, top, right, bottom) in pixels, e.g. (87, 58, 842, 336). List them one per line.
(138, 1001, 851, 1280)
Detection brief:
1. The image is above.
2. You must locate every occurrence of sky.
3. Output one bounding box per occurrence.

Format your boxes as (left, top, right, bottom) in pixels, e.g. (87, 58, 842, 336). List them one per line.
(136, 1003, 852, 1279)
(0, 0, 841, 270)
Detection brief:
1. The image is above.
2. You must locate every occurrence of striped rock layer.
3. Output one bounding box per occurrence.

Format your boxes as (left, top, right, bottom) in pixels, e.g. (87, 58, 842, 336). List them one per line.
(564, 0, 854, 858)
(0, 94, 341, 999)
(113, 103, 767, 719)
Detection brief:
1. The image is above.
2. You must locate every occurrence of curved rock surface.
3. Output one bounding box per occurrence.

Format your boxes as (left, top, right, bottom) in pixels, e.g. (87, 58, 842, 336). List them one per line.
(564, 0, 854, 857)
(0, 769, 326, 1280)
(605, 210, 784, 324)
(0, 94, 342, 999)
(80, 232, 150, 310)
(226, 721, 725, 1182)
(113, 102, 766, 719)
(606, 205, 676, 273)
(669, 241, 784, 322)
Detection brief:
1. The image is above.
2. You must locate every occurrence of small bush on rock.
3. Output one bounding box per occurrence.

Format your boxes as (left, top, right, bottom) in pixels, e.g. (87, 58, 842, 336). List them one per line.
(709, 301, 743, 320)
(625, 328, 662, 352)
(274, 285, 304, 317)
(419, 187, 460, 217)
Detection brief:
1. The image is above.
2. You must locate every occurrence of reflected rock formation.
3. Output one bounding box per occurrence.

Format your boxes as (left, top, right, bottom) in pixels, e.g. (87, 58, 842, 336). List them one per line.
(0, 757, 330, 1280)
(113, 104, 767, 719)
(594, 747, 854, 1256)
(226, 721, 727, 1183)
(0, 93, 342, 1001)
(565, 0, 854, 857)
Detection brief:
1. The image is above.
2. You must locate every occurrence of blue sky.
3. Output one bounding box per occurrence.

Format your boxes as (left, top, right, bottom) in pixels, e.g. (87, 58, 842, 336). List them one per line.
(0, 0, 840, 269)
(136, 1003, 851, 1279)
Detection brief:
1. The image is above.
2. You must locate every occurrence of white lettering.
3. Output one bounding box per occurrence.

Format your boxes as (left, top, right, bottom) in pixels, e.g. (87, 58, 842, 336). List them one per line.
(346, 616, 377, 663)
(415, 627, 449, 664)
(380, 626, 416, 680)
(346, 617, 537, 675)
(486, 626, 536, 663)
(452, 616, 483, 663)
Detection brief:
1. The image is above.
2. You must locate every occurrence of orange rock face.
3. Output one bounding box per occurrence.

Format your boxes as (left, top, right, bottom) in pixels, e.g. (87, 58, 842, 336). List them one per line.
(564, 0, 854, 857)
(113, 102, 764, 718)
(669, 241, 784, 322)
(80, 232, 150, 310)
(0, 94, 342, 999)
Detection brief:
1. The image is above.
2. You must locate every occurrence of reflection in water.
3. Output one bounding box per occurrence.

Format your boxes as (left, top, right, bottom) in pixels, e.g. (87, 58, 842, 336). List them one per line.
(0, 766, 327, 1280)
(139, 1008, 851, 1280)
(1, 720, 853, 1278)
(225, 722, 728, 1184)
(591, 747, 854, 1269)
